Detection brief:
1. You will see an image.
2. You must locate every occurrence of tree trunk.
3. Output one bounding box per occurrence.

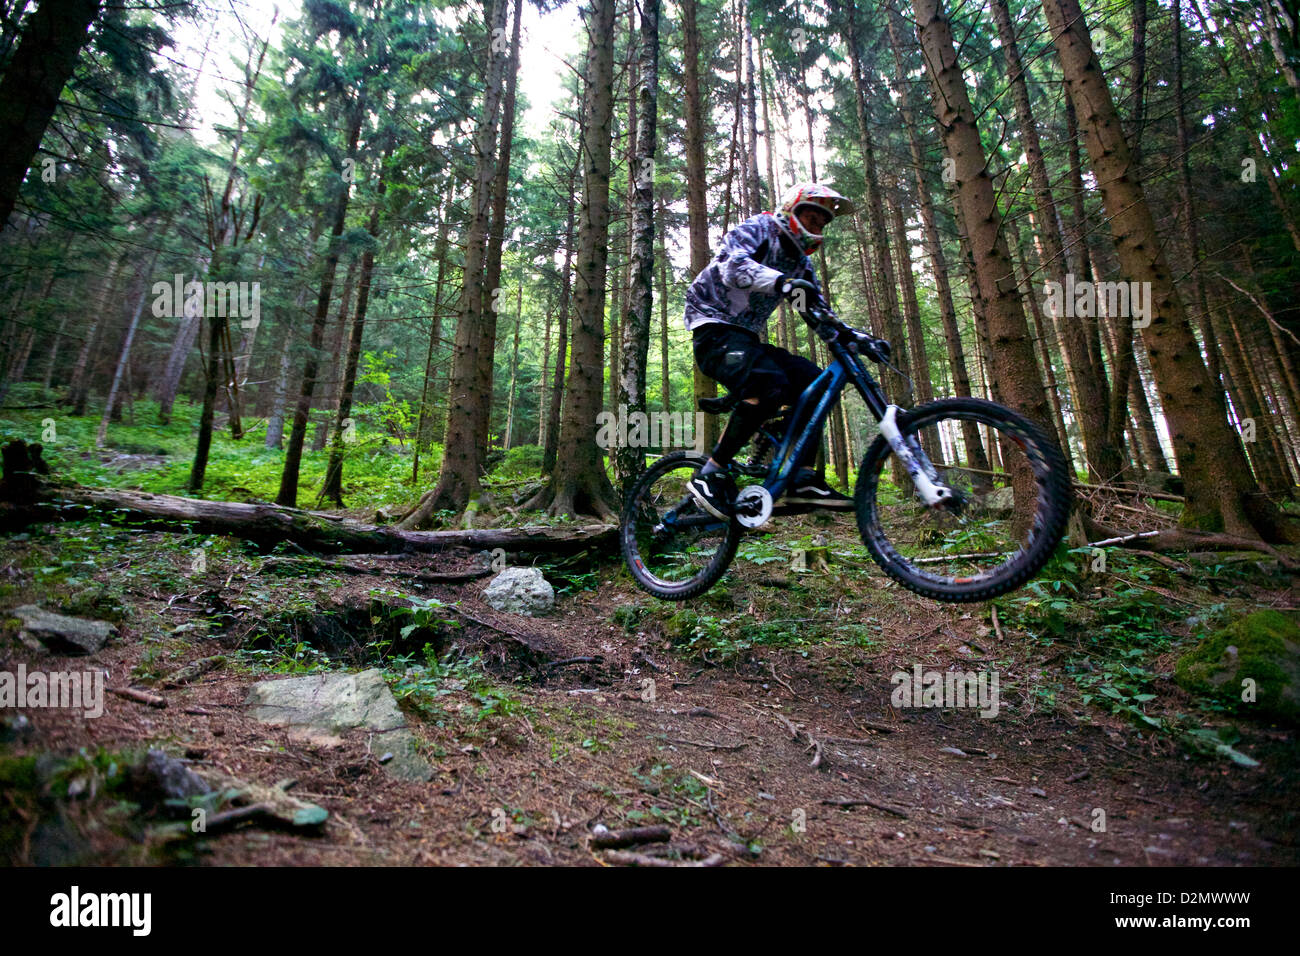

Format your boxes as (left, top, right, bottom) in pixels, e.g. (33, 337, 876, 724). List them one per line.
(67, 256, 125, 416)
(474, 0, 524, 459)
(264, 306, 298, 451)
(614, 0, 659, 496)
(885, 7, 990, 481)
(0, 0, 102, 227)
(990, 0, 1118, 481)
(681, 0, 718, 454)
(542, 146, 579, 476)
(844, 2, 909, 410)
(523, 0, 618, 519)
(913, 0, 1054, 519)
(503, 285, 522, 451)
(312, 256, 358, 452)
(658, 198, 671, 415)
(320, 174, 385, 507)
(412, 185, 453, 483)
(97, 234, 168, 447)
(271, 106, 363, 505)
(1041, 0, 1293, 541)
(0, 445, 615, 556)
(408, 0, 512, 523)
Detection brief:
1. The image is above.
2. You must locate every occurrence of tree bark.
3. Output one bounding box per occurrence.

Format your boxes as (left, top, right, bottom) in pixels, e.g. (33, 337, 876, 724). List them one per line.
(614, 0, 659, 496)
(271, 107, 363, 505)
(681, 0, 718, 453)
(1041, 0, 1294, 540)
(410, 0, 512, 523)
(0, 0, 102, 227)
(523, 0, 618, 519)
(990, 0, 1118, 481)
(474, 0, 524, 458)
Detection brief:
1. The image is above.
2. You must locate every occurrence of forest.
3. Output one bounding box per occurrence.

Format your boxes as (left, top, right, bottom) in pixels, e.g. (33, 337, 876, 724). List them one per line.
(0, 0, 1297, 871)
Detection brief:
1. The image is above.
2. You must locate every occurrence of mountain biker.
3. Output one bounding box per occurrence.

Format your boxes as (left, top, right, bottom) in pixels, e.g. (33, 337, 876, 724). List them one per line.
(684, 182, 855, 519)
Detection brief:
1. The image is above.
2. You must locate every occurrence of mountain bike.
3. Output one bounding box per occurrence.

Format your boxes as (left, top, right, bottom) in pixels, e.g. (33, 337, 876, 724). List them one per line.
(619, 299, 1072, 602)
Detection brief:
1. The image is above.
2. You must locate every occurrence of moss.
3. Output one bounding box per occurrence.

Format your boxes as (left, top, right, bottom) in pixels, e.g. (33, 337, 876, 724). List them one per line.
(59, 584, 129, 623)
(611, 604, 647, 631)
(1177, 507, 1224, 533)
(1175, 610, 1300, 725)
(662, 609, 700, 642)
(0, 753, 40, 791)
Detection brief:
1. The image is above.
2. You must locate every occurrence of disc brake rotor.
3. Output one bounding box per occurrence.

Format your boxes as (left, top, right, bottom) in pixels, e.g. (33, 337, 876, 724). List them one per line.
(734, 485, 774, 529)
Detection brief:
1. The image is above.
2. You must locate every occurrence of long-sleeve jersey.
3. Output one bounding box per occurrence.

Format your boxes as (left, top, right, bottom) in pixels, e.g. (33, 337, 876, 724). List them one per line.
(683, 212, 825, 335)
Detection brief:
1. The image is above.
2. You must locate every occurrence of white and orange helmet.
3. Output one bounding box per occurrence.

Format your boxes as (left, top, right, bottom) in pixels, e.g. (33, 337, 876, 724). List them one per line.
(776, 182, 855, 254)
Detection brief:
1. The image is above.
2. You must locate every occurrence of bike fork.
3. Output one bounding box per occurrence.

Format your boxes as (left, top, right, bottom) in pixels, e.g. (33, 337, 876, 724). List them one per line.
(878, 405, 954, 508)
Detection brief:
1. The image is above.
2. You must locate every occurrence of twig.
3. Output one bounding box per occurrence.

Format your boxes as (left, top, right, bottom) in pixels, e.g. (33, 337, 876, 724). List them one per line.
(821, 797, 910, 819)
(990, 604, 1005, 643)
(670, 738, 748, 751)
(588, 825, 671, 849)
(602, 849, 724, 867)
(108, 687, 167, 708)
(768, 661, 803, 698)
(547, 656, 603, 669)
(821, 737, 879, 747)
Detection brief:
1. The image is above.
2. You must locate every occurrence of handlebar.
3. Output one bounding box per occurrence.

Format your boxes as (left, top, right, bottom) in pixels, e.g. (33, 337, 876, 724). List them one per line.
(800, 304, 893, 365)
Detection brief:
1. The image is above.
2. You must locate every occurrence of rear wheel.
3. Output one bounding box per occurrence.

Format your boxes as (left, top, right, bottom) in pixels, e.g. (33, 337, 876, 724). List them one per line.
(855, 398, 1071, 602)
(620, 451, 741, 600)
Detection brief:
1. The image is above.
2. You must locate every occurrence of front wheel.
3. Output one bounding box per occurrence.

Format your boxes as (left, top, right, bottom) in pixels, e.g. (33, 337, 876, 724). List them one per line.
(620, 451, 742, 600)
(855, 397, 1071, 602)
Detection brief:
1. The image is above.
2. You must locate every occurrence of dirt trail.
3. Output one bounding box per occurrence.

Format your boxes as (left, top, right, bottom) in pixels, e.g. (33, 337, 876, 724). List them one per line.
(1, 519, 1296, 866)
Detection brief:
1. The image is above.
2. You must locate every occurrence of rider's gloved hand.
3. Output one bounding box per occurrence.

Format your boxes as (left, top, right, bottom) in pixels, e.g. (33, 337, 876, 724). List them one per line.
(813, 319, 840, 344)
(780, 277, 818, 308)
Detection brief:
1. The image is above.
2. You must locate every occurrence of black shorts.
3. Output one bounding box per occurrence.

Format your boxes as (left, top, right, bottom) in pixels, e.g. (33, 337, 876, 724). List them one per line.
(692, 322, 820, 411)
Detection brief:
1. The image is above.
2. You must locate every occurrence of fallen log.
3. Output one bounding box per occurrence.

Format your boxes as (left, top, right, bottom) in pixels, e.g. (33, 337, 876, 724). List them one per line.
(1091, 528, 1299, 572)
(0, 440, 616, 556)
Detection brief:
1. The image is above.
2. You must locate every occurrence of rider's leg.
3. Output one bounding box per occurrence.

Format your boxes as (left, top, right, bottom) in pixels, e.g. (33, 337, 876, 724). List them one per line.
(692, 324, 787, 471)
(763, 344, 824, 476)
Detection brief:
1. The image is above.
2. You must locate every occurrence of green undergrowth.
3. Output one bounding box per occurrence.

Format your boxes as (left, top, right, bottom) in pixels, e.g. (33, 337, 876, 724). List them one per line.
(995, 546, 1283, 765)
(0, 395, 436, 513)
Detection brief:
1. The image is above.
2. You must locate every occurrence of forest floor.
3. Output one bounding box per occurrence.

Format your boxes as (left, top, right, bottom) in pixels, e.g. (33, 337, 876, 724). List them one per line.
(1, 507, 1298, 867)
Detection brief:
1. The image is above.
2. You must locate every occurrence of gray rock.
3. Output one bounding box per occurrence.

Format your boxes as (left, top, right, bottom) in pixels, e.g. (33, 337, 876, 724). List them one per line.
(9, 605, 116, 655)
(245, 669, 433, 781)
(482, 567, 554, 616)
(129, 748, 212, 801)
(975, 486, 1015, 516)
(245, 668, 405, 733)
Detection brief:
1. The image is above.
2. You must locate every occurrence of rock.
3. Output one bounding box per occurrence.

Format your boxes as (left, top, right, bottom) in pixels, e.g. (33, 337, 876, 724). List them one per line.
(246, 668, 406, 733)
(244, 669, 433, 782)
(127, 748, 212, 801)
(975, 485, 1015, 516)
(482, 567, 554, 616)
(1174, 609, 1300, 725)
(8, 605, 115, 655)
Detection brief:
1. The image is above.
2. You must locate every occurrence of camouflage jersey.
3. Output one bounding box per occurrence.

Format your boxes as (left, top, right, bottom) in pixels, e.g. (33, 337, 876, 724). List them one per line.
(683, 212, 826, 336)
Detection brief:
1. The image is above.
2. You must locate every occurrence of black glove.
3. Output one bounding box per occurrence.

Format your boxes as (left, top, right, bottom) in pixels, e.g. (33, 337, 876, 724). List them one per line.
(779, 277, 819, 309)
(813, 319, 840, 344)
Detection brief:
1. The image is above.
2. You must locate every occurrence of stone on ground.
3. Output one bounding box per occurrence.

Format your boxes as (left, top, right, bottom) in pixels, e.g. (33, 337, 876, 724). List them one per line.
(1174, 610, 1300, 726)
(244, 668, 433, 781)
(8, 605, 116, 655)
(482, 567, 554, 616)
